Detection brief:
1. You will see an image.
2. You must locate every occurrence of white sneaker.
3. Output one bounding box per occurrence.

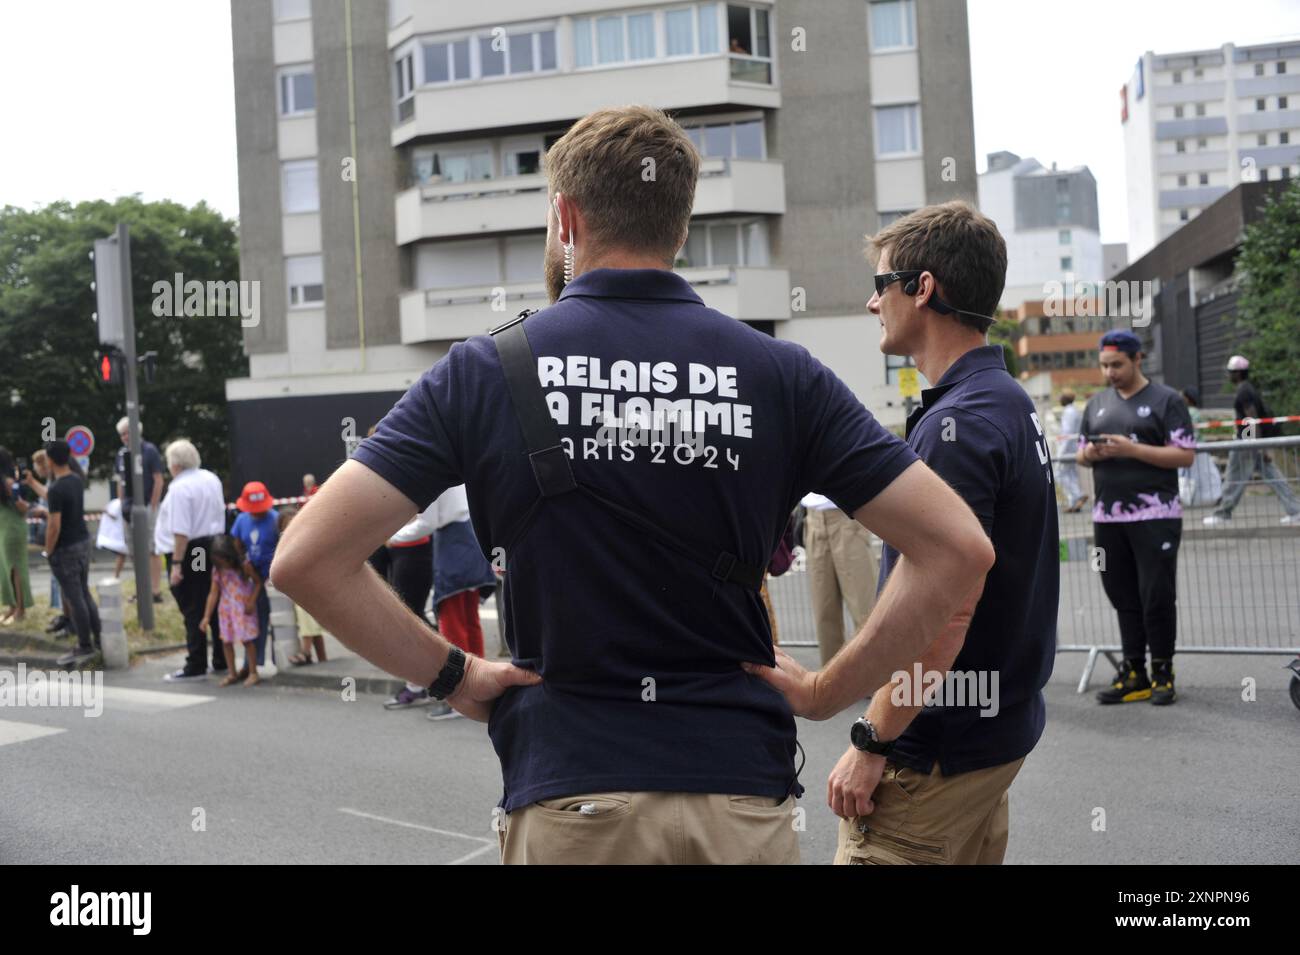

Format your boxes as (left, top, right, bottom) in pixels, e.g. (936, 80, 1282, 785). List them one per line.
(1202, 515, 1230, 526)
(1281, 514, 1299, 526)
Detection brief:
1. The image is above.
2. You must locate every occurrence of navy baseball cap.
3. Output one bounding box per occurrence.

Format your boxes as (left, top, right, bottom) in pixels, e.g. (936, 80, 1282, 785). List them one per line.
(1099, 330, 1141, 355)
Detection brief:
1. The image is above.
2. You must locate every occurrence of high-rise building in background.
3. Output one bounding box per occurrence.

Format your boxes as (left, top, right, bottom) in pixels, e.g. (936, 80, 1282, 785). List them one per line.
(226, 0, 978, 491)
(977, 150, 1103, 311)
(1121, 39, 1300, 259)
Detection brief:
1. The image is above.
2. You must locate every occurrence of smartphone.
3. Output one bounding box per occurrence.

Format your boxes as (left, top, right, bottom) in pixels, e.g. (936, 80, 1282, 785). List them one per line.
(1084, 434, 1113, 444)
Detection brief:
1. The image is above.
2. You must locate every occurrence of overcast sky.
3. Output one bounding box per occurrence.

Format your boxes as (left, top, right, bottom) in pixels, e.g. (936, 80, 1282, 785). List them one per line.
(3, 1, 1299, 246)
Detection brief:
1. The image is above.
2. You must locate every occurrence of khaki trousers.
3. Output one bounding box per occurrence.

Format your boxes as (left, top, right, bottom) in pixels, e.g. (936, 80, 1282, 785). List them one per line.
(803, 506, 879, 665)
(834, 757, 1025, 865)
(499, 791, 801, 865)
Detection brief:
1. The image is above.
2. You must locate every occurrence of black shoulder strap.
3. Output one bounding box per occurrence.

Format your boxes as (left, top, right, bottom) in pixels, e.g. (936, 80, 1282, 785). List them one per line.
(489, 310, 763, 591)
(490, 310, 576, 498)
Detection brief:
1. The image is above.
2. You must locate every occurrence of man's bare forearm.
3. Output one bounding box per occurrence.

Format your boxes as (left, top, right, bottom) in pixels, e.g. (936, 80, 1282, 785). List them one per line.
(861, 581, 981, 739)
(812, 556, 986, 720)
(276, 559, 453, 689)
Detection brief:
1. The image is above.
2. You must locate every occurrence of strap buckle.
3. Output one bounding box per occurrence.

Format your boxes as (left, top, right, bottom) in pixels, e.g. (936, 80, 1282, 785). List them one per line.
(711, 551, 738, 582)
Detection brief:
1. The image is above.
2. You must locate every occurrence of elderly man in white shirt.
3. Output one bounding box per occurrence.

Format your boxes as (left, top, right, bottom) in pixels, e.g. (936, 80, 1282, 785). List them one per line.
(159, 439, 228, 682)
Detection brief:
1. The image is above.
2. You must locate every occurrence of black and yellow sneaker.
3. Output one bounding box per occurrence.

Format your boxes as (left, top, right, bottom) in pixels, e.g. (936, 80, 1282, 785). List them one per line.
(1096, 659, 1152, 704)
(1150, 659, 1177, 706)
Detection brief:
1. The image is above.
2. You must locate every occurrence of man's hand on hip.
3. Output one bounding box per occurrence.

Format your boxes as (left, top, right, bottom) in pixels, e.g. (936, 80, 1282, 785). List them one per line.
(741, 646, 823, 719)
(446, 655, 542, 722)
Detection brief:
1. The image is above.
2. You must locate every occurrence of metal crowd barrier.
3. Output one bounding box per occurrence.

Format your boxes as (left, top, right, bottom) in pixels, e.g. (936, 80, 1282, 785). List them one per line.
(763, 437, 1300, 692)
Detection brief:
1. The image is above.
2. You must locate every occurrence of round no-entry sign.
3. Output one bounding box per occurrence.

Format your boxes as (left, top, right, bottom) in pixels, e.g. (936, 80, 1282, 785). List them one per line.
(66, 425, 95, 458)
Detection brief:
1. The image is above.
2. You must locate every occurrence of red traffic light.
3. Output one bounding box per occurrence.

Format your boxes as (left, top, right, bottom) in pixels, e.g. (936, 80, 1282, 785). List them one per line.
(98, 350, 124, 385)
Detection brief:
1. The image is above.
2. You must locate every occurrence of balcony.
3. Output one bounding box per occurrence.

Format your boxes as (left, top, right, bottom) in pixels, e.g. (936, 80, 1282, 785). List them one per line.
(399, 266, 790, 343)
(694, 158, 785, 215)
(392, 55, 780, 145)
(395, 175, 549, 244)
(395, 158, 786, 244)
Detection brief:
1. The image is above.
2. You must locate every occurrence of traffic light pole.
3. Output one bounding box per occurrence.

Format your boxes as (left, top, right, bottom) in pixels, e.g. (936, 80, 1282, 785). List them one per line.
(115, 223, 155, 633)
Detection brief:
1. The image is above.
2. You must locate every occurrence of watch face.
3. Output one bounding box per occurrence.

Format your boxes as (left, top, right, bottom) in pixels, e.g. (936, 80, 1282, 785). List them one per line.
(850, 719, 871, 749)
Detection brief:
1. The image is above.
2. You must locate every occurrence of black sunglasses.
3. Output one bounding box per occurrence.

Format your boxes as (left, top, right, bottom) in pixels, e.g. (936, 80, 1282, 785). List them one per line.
(873, 270, 925, 296)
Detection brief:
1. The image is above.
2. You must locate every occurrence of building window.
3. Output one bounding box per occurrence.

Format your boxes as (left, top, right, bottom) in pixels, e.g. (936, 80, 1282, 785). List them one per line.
(878, 209, 914, 229)
(725, 4, 772, 83)
(1280, 96, 1289, 109)
(1193, 67, 1203, 79)
(1175, 139, 1185, 153)
(1179, 209, 1190, 222)
(1258, 133, 1269, 146)
(874, 104, 921, 157)
(408, 25, 555, 91)
(1198, 172, 1209, 185)
(1060, 256, 1072, 271)
(1257, 98, 1266, 111)
(394, 52, 415, 119)
(868, 0, 916, 52)
(1195, 103, 1206, 117)
(682, 116, 766, 159)
(1196, 137, 1207, 148)
(1059, 229, 1070, 245)
(1255, 62, 1265, 76)
(1172, 70, 1182, 83)
(411, 145, 492, 184)
(278, 67, 315, 116)
(1282, 131, 1291, 145)
(884, 353, 910, 385)
(286, 255, 324, 307)
(274, 0, 310, 20)
(1280, 61, 1288, 75)
(1177, 174, 1187, 187)
(677, 218, 770, 268)
(281, 160, 319, 214)
(1174, 105, 1184, 118)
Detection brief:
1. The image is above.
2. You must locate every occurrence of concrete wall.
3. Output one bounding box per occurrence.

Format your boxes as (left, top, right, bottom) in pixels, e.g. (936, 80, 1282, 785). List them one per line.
(232, 0, 287, 354)
(769, 0, 877, 319)
(311, 2, 402, 350)
(917, 0, 977, 204)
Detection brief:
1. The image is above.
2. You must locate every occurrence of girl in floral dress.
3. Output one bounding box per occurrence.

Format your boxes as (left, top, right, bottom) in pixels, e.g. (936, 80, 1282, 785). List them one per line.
(200, 534, 263, 687)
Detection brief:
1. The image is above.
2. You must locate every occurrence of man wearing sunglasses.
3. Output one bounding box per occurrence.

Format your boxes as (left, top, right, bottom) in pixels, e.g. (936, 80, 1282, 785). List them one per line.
(752, 201, 1058, 864)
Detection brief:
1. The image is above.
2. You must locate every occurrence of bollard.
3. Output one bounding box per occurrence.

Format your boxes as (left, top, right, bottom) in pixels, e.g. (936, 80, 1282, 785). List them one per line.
(96, 577, 129, 669)
(267, 585, 299, 669)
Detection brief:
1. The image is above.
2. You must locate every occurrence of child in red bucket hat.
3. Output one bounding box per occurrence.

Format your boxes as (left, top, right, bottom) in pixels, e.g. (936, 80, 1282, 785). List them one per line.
(230, 481, 280, 671)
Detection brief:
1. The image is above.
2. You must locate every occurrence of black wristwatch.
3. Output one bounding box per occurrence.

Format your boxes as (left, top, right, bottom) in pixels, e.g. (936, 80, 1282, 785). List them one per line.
(850, 717, 895, 756)
(427, 645, 467, 700)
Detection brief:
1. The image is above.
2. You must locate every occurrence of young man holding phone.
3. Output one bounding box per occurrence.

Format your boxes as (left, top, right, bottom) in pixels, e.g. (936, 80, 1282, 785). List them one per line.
(1077, 331, 1195, 705)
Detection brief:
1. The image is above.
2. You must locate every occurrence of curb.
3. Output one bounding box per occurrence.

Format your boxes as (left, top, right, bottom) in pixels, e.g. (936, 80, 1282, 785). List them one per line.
(270, 665, 404, 697)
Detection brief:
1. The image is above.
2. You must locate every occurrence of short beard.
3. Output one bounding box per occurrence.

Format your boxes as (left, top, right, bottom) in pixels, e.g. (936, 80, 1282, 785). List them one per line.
(544, 242, 565, 304)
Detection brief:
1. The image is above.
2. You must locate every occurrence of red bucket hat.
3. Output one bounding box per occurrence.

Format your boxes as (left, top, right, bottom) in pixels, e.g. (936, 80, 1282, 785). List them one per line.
(237, 481, 273, 514)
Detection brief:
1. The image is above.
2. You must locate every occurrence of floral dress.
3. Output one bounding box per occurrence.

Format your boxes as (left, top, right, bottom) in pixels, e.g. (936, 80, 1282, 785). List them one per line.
(215, 567, 258, 644)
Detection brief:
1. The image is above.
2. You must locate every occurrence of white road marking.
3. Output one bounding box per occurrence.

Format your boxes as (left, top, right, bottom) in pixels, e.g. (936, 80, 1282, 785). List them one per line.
(337, 807, 494, 846)
(99, 686, 215, 713)
(0, 719, 66, 747)
(446, 843, 498, 866)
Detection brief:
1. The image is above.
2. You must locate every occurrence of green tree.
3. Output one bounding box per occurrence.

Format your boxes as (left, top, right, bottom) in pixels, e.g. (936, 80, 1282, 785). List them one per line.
(1234, 180, 1300, 420)
(0, 197, 247, 481)
(987, 316, 1020, 378)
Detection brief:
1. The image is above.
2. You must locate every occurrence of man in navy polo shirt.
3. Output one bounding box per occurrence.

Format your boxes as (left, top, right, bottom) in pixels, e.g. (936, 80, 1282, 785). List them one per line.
(1077, 331, 1195, 705)
(750, 201, 1058, 865)
(273, 106, 993, 865)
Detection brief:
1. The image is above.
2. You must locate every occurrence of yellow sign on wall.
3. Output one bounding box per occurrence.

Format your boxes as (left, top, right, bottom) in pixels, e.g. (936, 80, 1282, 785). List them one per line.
(898, 367, 920, 398)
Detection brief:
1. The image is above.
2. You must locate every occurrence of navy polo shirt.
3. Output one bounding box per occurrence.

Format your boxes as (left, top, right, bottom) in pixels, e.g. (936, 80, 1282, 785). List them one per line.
(354, 268, 918, 811)
(877, 345, 1058, 776)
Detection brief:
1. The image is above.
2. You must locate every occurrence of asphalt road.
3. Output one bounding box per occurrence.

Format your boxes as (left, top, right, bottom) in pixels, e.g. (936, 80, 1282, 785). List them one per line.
(2, 644, 1297, 865)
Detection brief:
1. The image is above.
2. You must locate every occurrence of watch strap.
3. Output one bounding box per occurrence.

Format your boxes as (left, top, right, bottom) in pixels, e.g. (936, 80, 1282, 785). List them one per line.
(427, 645, 467, 700)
